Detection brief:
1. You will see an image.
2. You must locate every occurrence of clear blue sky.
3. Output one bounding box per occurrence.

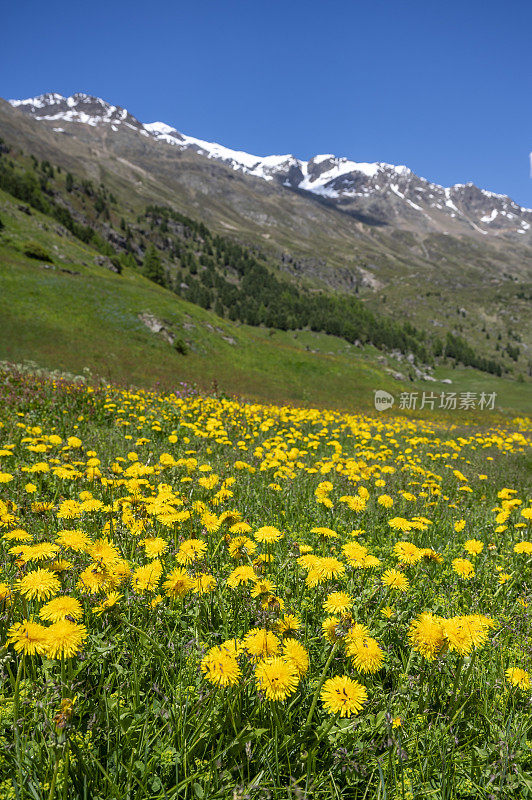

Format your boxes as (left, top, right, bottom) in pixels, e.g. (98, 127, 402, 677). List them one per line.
(3, 0, 531, 205)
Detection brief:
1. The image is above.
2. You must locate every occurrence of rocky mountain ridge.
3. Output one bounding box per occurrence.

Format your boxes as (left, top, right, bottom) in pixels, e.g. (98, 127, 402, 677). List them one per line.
(10, 92, 532, 239)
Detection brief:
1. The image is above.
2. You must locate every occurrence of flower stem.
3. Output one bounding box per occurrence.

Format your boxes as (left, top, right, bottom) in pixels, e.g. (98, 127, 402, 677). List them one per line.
(303, 642, 339, 732)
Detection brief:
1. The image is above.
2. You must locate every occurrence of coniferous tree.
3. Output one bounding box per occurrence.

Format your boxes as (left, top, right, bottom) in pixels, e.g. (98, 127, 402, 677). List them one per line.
(65, 172, 74, 192)
(143, 245, 165, 286)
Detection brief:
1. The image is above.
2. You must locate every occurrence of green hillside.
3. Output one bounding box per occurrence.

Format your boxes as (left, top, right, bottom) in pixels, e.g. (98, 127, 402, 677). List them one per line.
(1, 187, 530, 415)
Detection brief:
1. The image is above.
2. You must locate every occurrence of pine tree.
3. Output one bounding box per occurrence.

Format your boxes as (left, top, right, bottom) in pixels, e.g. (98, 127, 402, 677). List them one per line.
(143, 246, 165, 286)
(66, 172, 73, 193)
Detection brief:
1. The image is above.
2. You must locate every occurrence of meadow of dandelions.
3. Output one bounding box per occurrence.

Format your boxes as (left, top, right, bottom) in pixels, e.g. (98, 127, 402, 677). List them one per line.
(0, 367, 530, 799)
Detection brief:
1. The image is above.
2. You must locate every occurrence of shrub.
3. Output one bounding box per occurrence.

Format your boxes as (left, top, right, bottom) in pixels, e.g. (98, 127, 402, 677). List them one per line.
(23, 241, 53, 262)
(173, 337, 189, 355)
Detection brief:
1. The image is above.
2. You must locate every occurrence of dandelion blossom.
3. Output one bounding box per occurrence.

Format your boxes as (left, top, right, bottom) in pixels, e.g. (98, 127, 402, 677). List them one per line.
(45, 620, 87, 659)
(227, 565, 258, 588)
(254, 526, 283, 544)
(452, 558, 475, 579)
(393, 541, 422, 565)
(177, 538, 207, 564)
(18, 568, 60, 601)
(243, 628, 280, 658)
(283, 639, 309, 676)
(408, 612, 445, 661)
(464, 540, 483, 556)
(19, 543, 60, 563)
(142, 537, 169, 559)
(163, 567, 194, 598)
(193, 573, 216, 595)
(382, 569, 409, 592)
(39, 596, 83, 623)
(8, 620, 48, 656)
(276, 614, 301, 637)
(322, 616, 342, 643)
(514, 542, 532, 555)
(132, 561, 163, 594)
(321, 676, 367, 717)
(255, 657, 299, 701)
(323, 591, 353, 615)
(201, 646, 241, 687)
(506, 667, 531, 690)
(56, 529, 92, 552)
(347, 636, 385, 673)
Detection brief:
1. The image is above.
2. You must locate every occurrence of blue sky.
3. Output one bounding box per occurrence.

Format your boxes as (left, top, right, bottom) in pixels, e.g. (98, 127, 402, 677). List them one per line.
(3, 0, 531, 205)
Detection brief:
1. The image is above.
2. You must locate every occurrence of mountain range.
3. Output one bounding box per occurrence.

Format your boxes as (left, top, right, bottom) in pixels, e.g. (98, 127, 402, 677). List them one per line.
(0, 90, 531, 379)
(9, 92, 532, 239)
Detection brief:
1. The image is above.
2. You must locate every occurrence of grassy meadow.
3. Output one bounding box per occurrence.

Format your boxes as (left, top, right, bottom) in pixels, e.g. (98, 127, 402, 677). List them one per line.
(0, 367, 530, 798)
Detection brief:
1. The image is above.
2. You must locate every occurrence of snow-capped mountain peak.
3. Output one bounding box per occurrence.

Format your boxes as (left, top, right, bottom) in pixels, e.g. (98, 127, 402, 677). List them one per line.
(8, 92, 532, 237)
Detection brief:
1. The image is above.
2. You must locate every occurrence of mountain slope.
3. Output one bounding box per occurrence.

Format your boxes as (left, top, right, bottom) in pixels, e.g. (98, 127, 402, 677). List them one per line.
(1, 185, 530, 414)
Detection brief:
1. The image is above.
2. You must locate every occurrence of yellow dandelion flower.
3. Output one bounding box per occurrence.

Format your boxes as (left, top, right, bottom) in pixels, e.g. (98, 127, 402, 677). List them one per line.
(177, 538, 207, 564)
(45, 620, 88, 659)
(56, 529, 92, 551)
(77, 565, 109, 594)
(132, 561, 163, 594)
(255, 657, 299, 701)
(382, 569, 409, 592)
(320, 675, 367, 717)
(388, 518, 412, 533)
(464, 539, 483, 556)
(93, 592, 123, 615)
(141, 537, 169, 559)
(39, 596, 83, 623)
(282, 639, 309, 676)
(323, 591, 353, 615)
(227, 565, 258, 588)
(193, 573, 217, 595)
(514, 542, 532, 555)
(393, 541, 422, 565)
(347, 636, 385, 673)
(408, 612, 445, 661)
(322, 616, 342, 643)
(254, 526, 283, 544)
(275, 614, 301, 637)
(452, 558, 475, 579)
(228, 536, 257, 559)
(18, 568, 60, 601)
(242, 628, 281, 658)
(310, 527, 338, 539)
(18, 542, 60, 563)
(506, 667, 531, 690)
(8, 620, 48, 656)
(201, 646, 241, 687)
(378, 495, 394, 508)
(163, 567, 194, 598)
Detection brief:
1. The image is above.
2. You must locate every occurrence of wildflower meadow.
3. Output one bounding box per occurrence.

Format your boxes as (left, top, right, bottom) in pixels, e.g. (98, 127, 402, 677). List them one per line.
(0, 366, 530, 799)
